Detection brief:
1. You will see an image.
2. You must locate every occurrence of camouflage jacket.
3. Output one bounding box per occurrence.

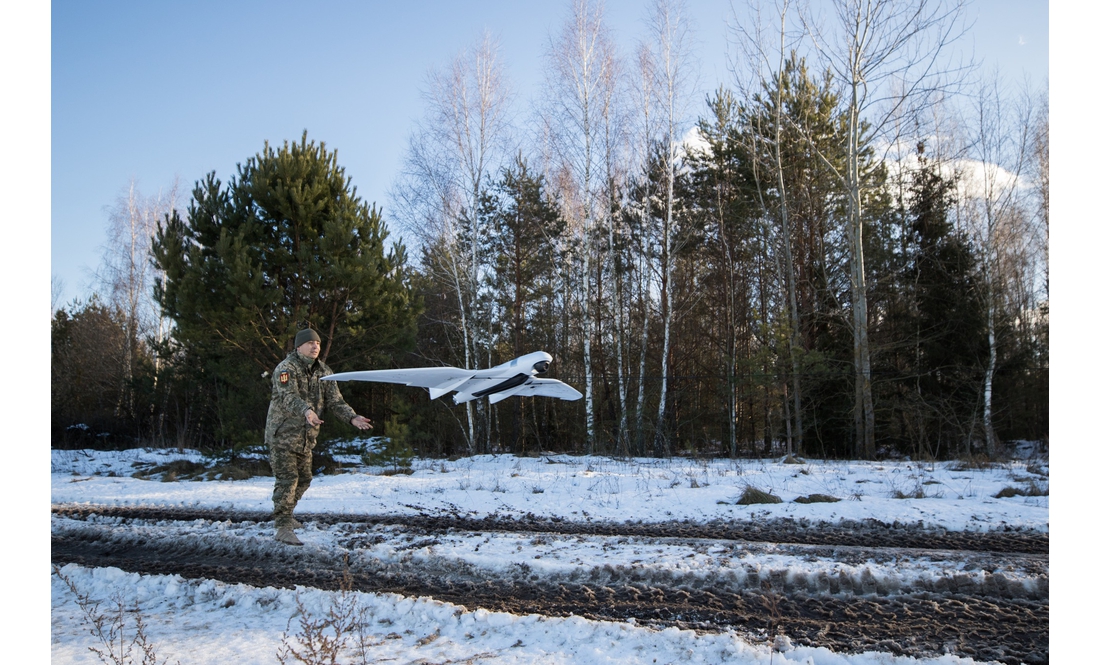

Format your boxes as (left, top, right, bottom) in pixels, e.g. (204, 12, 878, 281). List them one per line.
(264, 350, 358, 450)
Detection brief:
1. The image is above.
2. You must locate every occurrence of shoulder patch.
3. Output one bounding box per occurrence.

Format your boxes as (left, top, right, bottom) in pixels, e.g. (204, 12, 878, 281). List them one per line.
(278, 371, 290, 384)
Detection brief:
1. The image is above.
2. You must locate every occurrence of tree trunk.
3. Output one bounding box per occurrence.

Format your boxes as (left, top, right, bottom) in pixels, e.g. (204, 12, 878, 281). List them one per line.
(983, 268, 997, 453)
(847, 82, 875, 457)
(772, 28, 803, 455)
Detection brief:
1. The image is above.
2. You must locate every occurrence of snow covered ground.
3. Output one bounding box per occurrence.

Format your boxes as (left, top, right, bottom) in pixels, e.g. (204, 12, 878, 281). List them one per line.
(49, 446, 1050, 664)
(50, 446, 1049, 532)
(51, 563, 997, 665)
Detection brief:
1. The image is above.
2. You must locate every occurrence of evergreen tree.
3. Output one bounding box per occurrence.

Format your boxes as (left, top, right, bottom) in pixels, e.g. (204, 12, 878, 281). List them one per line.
(679, 62, 861, 458)
(881, 147, 984, 456)
(152, 132, 419, 447)
(480, 153, 567, 453)
(52, 297, 134, 447)
(682, 87, 756, 456)
(734, 58, 855, 457)
(482, 154, 566, 359)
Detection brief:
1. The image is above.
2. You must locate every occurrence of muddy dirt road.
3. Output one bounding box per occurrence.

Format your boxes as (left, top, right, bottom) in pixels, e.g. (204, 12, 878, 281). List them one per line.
(52, 505, 1048, 664)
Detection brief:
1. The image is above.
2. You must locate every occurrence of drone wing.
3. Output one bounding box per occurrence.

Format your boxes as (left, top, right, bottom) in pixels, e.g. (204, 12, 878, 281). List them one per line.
(487, 377, 583, 404)
(323, 367, 476, 400)
(324, 356, 582, 404)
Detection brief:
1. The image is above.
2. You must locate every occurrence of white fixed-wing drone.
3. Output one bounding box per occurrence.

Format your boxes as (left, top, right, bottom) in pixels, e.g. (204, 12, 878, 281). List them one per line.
(321, 351, 582, 405)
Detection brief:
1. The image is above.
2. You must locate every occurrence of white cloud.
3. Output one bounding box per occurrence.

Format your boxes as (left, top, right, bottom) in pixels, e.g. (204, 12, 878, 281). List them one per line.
(952, 157, 1028, 200)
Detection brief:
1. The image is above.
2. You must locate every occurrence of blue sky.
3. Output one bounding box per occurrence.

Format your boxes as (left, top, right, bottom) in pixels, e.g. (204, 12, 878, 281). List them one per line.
(49, 0, 1048, 306)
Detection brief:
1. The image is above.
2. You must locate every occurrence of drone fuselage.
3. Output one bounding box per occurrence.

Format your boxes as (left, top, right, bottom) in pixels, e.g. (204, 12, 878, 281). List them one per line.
(451, 351, 552, 404)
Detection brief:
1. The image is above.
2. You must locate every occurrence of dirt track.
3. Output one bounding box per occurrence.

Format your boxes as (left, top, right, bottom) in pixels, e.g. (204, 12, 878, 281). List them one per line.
(51, 505, 1048, 664)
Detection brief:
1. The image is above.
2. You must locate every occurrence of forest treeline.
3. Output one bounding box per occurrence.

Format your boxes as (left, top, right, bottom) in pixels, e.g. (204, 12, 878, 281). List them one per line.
(51, 0, 1047, 460)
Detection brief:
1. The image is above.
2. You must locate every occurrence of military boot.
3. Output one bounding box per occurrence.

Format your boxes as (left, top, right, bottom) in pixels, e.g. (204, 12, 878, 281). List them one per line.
(275, 526, 303, 546)
(288, 517, 303, 529)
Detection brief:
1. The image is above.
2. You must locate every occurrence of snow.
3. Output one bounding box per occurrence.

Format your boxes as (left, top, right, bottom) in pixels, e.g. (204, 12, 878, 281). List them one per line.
(50, 446, 1049, 664)
(53, 562, 989, 665)
(50, 447, 1049, 533)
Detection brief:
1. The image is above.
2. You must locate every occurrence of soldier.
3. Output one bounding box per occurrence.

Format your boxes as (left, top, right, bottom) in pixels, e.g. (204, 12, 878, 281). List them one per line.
(265, 328, 373, 545)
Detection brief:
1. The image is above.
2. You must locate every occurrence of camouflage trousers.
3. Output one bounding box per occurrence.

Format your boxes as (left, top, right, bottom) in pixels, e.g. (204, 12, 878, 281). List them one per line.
(269, 441, 314, 528)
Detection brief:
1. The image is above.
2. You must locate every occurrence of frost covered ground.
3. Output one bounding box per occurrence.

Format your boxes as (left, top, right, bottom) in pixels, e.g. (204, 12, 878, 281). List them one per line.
(49, 446, 1052, 664)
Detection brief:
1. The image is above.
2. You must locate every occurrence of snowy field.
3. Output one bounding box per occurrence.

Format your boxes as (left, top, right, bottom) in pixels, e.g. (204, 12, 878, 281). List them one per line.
(49, 445, 1051, 664)
(50, 445, 1050, 531)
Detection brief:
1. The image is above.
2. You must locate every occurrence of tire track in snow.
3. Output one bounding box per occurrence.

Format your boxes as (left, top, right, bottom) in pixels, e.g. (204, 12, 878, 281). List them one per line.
(51, 505, 1048, 664)
(51, 503, 1047, 553)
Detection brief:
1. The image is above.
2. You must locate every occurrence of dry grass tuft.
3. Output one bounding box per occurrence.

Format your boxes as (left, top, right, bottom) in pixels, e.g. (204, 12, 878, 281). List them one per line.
(793, 493, 841, 504)
(131, 458, 274, 482)
(380, 467, 414, 476)
(131, 459, 206, 481)
(53, 565, 179, 665)
(994, 481, 1049, 498)
(948, 454, 1002, 471)
(277, 561, 383, 665)
(737, 485, 783, 505)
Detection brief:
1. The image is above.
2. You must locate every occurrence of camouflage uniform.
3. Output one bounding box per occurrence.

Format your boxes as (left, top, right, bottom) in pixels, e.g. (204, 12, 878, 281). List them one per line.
(265, 350, 359, 528)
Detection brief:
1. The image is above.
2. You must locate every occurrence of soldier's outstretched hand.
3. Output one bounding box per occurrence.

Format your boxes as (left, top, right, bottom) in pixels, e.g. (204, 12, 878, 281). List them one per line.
(351, 416, 373, 431)
(305, 409, 324, 427)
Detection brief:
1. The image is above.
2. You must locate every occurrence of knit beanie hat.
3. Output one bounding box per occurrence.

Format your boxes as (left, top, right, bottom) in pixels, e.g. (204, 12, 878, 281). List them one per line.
(294, 329, 321, 348)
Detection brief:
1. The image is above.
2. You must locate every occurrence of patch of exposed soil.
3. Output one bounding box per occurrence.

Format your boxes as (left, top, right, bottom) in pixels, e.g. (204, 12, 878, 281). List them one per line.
(51, 504, 1048, 553)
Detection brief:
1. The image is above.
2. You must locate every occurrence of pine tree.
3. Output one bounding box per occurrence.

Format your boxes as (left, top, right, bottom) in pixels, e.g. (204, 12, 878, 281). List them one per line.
(482, 156, 565, 358)
(480, 153, 567, 453)
(152, 132, 419, 447)
(682, 87, 755, 456)
(884, 147, 984, 456)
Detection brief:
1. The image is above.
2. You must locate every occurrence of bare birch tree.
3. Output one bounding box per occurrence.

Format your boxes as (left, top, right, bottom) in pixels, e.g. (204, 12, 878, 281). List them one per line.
(97, 177, 181, 420)
(543, 0, 615, 448)
(596, 36, 632, 454)
(629, 43, 659, 455)
(801, 0, 969, 455)
(1031, 89, 1048, 301)
(647, 0, 697, 453)
(52, 275, 65, 315)
(390, 32, 512, 453)
(958, 73, 1033, 452)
